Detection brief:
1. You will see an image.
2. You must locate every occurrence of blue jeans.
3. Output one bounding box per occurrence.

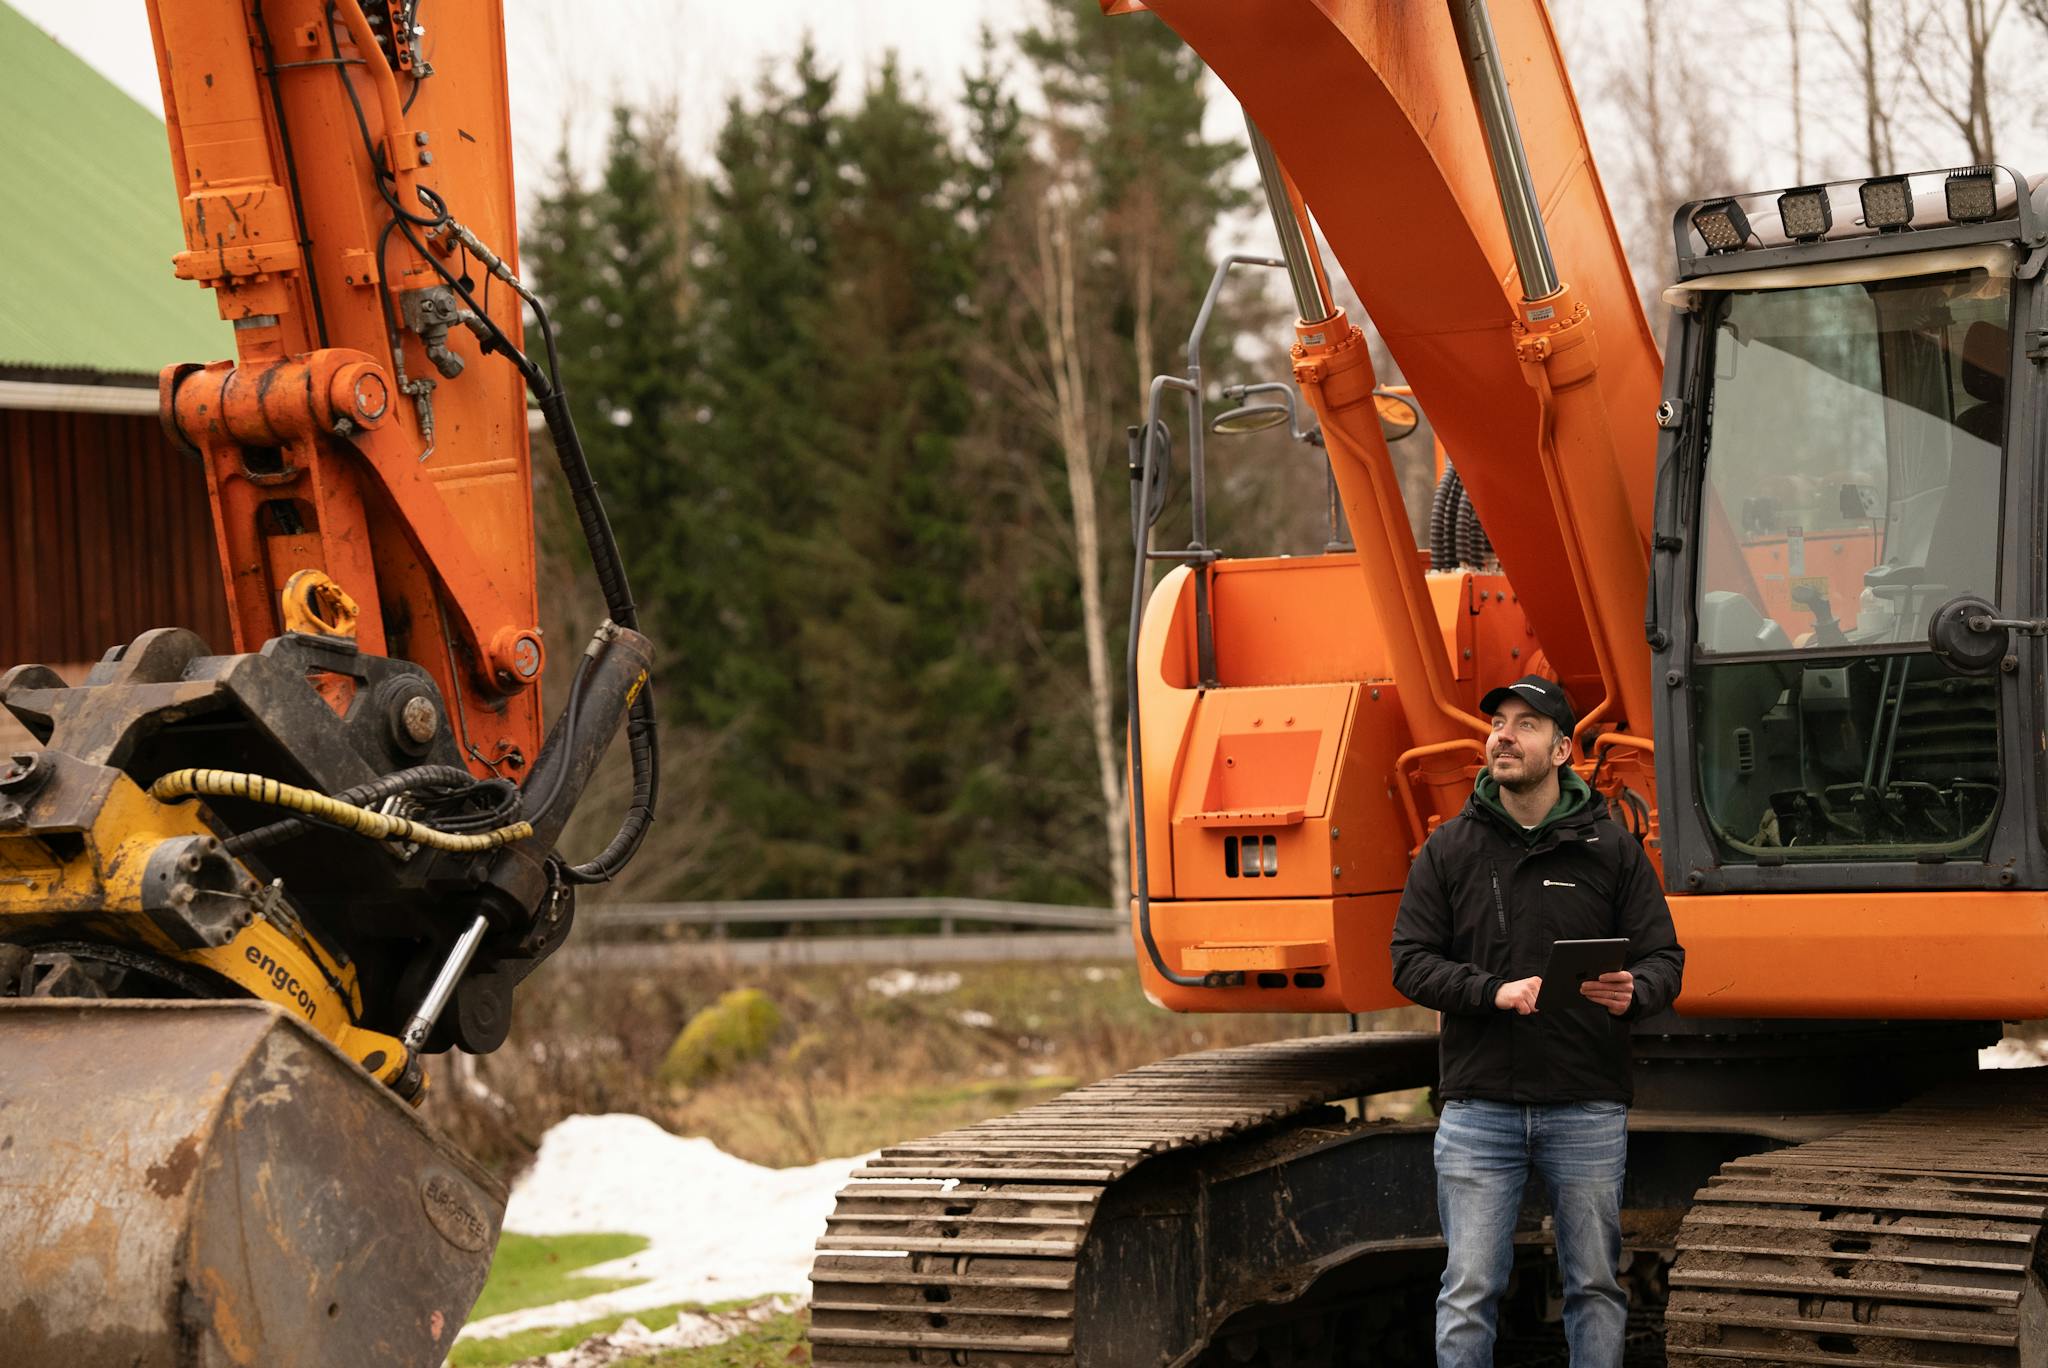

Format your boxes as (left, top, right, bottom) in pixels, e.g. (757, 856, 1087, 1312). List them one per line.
(1433, 1098, 1628, 1368)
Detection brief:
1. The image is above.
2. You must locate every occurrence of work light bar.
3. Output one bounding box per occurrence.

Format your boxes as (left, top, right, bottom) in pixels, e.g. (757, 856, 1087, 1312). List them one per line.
(1672, 165, 2034, 277)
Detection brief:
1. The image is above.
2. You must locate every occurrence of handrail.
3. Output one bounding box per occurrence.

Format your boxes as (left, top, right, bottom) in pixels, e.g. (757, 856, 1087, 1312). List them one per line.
(583, 898, 1121, 935)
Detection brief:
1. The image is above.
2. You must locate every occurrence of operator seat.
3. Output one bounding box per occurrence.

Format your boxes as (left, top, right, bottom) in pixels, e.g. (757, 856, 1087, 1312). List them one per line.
(1956, 320, 2007, 444)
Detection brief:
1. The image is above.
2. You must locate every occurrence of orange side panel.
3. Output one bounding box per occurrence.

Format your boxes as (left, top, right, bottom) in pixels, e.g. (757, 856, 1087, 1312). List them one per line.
(1672, 892, 2048, 1019)
(1134, 894, 1411, 1015)
(1207, 553, 1381, 687)
(1177, 685, 1351, 826)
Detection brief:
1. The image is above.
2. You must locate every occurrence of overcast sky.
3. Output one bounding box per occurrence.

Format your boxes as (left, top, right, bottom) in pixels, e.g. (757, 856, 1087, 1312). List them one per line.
(20, 1, 2048, 288)
(13, 0, 1020, 175)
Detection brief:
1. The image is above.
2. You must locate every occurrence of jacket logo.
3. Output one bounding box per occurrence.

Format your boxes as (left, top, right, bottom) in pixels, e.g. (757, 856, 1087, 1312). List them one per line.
(1543, 879, 1578, 888)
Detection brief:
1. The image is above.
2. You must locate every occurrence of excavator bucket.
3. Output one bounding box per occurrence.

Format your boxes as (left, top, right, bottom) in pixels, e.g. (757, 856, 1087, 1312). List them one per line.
(0, 999, 504, 1368)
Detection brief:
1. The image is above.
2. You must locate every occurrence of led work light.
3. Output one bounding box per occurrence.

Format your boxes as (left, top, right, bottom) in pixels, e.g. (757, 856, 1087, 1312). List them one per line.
(1776, 187, 1832, 241)
(1693, 199, 1750, 253)
(1946, 168, 1997, 223)
(1860, 176, 1914, 230)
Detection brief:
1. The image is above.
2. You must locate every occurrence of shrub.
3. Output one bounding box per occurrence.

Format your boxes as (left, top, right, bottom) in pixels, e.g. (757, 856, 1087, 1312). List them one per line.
(658, 988, 782, 1086)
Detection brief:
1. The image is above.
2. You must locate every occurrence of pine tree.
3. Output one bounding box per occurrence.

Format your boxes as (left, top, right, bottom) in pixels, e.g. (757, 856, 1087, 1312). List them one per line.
(522, 110, 691, 620)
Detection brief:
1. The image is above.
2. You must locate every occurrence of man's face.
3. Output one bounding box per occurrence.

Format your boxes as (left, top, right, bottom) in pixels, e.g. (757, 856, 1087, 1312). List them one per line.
(1486, 698, 1567, 794)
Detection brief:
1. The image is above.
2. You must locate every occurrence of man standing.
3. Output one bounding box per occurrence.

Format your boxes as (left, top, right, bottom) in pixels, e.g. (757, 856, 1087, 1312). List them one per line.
(1390, 675, 1684, 1368)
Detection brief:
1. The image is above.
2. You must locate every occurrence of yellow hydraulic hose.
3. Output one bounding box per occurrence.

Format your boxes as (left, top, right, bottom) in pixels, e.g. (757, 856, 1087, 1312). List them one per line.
(150, 769, 534, 853)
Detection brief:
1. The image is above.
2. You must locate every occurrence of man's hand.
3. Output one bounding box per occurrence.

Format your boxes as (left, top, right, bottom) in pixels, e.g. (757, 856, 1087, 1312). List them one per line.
(1580, 970, 1634, 1017)
(1494, 976, 1541, 1015)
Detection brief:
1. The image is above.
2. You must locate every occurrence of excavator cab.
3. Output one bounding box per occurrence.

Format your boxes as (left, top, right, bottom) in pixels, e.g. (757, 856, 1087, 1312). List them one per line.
(1652, 168, 2048, 895)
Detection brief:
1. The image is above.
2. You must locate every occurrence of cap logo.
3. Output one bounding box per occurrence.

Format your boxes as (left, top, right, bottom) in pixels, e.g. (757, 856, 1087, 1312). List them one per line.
(1510, 683, 1550, 698)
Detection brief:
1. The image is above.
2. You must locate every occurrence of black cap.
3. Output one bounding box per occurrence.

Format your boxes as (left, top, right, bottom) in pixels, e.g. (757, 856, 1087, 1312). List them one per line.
(1479, 675, 1576, 736)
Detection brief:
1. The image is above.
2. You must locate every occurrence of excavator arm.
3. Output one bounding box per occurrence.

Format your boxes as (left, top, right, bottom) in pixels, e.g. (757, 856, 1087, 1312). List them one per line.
(0, 4, 655, 1363)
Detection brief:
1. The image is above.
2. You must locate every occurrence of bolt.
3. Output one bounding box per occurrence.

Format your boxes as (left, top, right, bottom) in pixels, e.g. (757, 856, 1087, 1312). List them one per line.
(1510, 646, 1520, 658)
(1666, 670, 1683, 687)
(1686, 870, 1703, 888)
(0, 753, 44, 794)
(1369, 688, 1380, 701)
(179, 852, 202, 874)
(512, 636, 542, 679)
(1331, 866, 1342, 878)
(400, 695, 440, 743)
(1330, 827, 1341, 839)
(415, 131, 430, 145)
(420, 151, 434, 166)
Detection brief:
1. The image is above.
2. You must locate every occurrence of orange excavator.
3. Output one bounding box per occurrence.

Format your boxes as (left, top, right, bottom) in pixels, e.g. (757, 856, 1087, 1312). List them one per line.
(1, 3, 653, 1364)
(811, 2, 2048, 1364)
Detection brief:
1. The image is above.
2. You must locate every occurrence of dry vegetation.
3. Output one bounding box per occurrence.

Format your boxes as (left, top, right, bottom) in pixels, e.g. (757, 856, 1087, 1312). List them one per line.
(421, 954, 1434, 1174)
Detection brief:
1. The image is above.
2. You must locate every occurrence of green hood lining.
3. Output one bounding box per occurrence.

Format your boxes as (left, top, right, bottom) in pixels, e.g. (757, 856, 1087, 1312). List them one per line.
(1472, 766, 1597, 843)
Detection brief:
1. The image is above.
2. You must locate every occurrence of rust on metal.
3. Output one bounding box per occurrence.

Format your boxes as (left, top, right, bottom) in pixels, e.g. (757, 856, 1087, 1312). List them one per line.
(0, 998, 504, 1368)
(808, 1031, 1437, 1366)
(1668, 1067, 2048, 1367)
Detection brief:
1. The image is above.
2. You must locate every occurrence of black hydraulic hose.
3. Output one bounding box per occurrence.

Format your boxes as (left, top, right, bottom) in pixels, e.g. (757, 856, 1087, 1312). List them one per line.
(1125, 423, 1208, 989)
(224, 764, 478, 856)
(534, 388, 658, 884)
(311, 0, 655, 884)
(1429, 464, 1459, 570)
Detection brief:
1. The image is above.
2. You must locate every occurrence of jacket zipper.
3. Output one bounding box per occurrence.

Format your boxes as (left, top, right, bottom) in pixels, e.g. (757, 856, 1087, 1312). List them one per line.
(1490, 867, 1507, 936)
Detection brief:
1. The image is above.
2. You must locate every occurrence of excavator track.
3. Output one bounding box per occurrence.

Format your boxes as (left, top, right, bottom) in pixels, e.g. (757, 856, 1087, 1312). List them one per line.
(1668, 1066, 2048, 1367)
(808, 1031, 1441, 1367)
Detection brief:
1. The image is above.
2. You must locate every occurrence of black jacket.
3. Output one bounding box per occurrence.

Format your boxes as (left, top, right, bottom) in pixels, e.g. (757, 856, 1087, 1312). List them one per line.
(1389, 774, 1684, 1104)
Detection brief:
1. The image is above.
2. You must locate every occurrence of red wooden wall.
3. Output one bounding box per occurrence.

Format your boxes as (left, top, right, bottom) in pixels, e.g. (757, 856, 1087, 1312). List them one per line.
(2, 406, 233, 666)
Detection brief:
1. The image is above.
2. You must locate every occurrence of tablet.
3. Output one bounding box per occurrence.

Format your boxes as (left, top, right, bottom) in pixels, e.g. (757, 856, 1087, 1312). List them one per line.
(1535, 938, 1629, 1014)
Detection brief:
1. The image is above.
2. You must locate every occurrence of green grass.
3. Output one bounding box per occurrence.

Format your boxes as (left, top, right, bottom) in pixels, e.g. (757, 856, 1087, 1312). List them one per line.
(466, 1231, 651, 1322)
(452, 1299, 797, 1368)
(629, 1308, 809, 1365)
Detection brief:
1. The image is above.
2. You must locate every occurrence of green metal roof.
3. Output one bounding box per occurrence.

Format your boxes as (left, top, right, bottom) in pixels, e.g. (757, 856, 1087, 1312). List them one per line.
(0, 3, 230, 377)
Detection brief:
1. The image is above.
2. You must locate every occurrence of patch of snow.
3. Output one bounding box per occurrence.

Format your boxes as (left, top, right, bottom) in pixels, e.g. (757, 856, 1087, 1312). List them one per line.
(1982, 1035, 2048, 1069)
(457, 1114, 869, 1342)
(865, 968, 961, 998)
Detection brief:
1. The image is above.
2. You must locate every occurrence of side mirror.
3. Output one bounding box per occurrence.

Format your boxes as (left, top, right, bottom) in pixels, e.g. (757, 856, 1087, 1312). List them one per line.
(1373, 390, 1419, 442)
(1210, 403, 1292, 435)
(1211, 382, 1322, 445)
(1928, 594, 2009, 675)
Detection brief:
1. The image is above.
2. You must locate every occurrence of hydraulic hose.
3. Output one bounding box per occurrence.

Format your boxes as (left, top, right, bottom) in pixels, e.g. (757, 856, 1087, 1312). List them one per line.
(534, 389, 659, 883)
(152, 769, 534, 853)
(223, 763, 479, 855)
